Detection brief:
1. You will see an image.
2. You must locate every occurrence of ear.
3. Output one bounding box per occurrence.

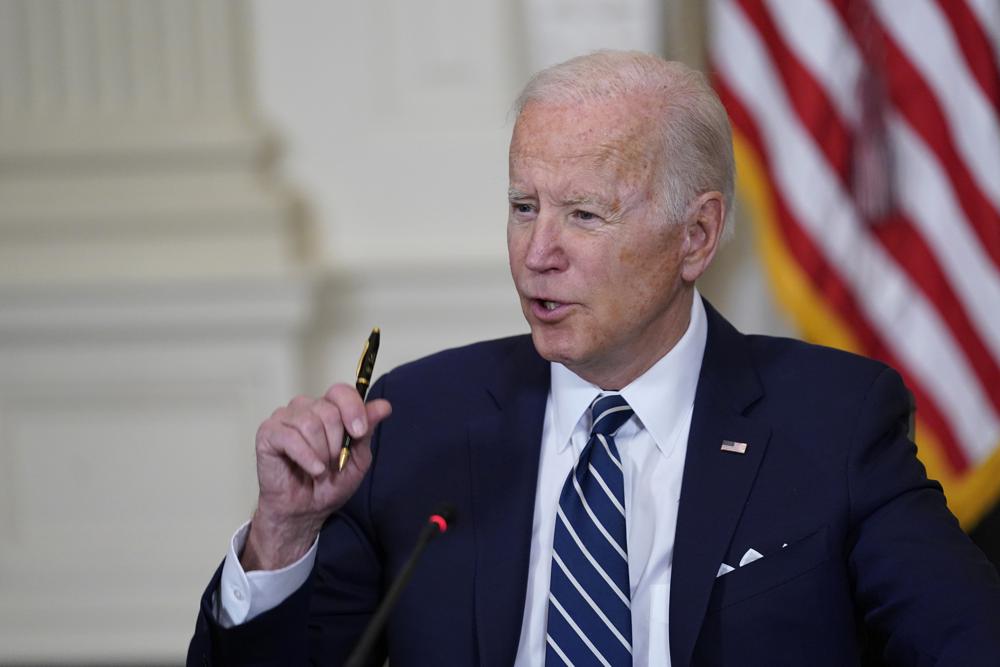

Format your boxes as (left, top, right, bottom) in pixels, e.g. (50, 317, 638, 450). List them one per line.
(680, 191, 726, 282)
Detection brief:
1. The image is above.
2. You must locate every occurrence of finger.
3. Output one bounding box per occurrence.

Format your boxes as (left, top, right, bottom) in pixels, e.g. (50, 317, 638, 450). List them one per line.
(365, 399, 392, 431)
(343, 399, 392, 448)
(343, 432, 373, 473)
(287, 394, 314, 410)
(264, 422, 326, 478)
(340, 399, 392, 474)
(310, 398, 347, 467)
(280, 407, 333, 469)
(325, 383, 370, 439)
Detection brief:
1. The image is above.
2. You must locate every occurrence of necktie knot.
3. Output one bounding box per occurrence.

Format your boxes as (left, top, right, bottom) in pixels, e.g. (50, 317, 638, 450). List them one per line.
(589, 392, 634, 438)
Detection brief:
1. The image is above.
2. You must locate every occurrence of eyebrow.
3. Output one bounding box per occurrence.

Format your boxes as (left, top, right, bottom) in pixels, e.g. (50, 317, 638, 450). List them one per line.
(508, 188, 604, 206)
(561, 194, 604, 208)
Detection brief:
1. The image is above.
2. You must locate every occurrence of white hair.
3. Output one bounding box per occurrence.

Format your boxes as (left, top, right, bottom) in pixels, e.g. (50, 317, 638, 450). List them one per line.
(514, 50, 735, 237)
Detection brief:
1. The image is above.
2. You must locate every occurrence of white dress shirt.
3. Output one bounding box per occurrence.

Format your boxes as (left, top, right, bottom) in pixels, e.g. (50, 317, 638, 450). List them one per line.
(513, 293, 706, 666)
(219, 293, 708, 667)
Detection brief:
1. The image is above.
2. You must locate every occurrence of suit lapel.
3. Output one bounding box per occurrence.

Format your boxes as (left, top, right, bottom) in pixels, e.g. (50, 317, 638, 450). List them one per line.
(669, 304, 771, 667)
(469, 336, 550, 667)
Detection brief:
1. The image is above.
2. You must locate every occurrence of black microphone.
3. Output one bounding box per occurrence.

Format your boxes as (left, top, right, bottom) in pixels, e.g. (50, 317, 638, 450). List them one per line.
(344, 505, 455, 667)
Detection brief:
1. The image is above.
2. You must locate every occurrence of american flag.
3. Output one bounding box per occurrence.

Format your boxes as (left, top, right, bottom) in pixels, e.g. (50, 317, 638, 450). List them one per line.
(709, 0, 1000, 528)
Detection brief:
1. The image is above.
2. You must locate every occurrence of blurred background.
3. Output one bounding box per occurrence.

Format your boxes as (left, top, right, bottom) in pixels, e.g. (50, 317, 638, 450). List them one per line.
(0, 0, 996, 663)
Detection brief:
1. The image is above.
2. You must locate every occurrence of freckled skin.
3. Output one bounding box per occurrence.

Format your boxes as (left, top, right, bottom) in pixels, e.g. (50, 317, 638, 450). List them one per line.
(507, 95, 724, 390)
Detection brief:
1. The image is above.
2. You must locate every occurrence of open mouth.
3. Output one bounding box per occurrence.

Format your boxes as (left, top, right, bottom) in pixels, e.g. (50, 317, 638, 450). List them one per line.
(531, 298, 571, 319)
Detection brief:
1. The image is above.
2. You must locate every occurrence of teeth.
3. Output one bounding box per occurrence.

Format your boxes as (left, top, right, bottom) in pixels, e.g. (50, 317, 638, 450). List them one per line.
(543, 300, 558, 311)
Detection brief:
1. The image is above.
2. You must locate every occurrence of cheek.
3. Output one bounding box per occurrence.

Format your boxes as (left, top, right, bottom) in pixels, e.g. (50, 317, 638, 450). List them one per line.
(617, 245, 637, 266)
(507, 227, 525, 265)
(615, 245, 655, 300)
(585, 250, 634, 324)
(611, 243, 677, 309)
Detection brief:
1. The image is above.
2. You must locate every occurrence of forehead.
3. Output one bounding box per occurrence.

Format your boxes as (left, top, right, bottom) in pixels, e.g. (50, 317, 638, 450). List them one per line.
(509, 98, 665, 192)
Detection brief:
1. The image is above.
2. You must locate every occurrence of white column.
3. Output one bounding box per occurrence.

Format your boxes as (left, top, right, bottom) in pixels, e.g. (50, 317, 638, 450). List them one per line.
(0, 1, 311, 661)
(0, 0, 298, 282)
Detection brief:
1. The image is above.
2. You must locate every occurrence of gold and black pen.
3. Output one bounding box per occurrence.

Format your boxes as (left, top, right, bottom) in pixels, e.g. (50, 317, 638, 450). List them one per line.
(338, 327, 380, 471)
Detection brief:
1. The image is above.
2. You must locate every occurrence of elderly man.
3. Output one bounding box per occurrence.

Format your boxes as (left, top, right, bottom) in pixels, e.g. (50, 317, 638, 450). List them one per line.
(189, 51, 1000, 666)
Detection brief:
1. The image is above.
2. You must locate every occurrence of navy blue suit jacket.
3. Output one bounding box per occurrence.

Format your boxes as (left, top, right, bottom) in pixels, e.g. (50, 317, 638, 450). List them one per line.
(189, 304, 1000, 666)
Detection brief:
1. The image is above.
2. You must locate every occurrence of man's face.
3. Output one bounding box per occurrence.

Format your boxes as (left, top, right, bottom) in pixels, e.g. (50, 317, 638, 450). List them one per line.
(508, 98, 699, 389)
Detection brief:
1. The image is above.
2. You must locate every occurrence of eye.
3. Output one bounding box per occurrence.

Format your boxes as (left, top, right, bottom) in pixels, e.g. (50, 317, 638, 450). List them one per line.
(510, 201, 536, 220)
(572, 209, 601, 223)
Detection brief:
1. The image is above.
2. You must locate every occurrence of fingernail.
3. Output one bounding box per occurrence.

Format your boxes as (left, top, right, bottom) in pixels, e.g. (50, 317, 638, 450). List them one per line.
(311, 462, 326, 476)
(352, 419, 365, 436)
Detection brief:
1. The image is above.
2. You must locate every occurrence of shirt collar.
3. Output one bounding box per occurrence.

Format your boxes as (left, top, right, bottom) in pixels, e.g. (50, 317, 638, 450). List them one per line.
(548, 291, 708, 457)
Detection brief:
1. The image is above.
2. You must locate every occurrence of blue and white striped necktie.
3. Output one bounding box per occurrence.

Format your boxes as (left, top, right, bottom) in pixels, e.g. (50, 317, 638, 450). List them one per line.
(546, 392, 634, 666)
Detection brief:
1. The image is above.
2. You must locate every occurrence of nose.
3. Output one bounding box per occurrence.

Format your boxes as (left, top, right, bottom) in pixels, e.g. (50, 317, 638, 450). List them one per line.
(524, 210, 568, 273)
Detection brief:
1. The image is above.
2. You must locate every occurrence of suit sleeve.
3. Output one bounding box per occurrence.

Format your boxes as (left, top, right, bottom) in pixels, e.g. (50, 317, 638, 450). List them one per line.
(846, 367, 1000, 666)
(186, 377, 391, 667)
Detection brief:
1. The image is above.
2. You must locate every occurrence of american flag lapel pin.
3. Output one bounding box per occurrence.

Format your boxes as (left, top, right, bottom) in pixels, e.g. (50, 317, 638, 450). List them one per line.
(720, 439, 748, 454)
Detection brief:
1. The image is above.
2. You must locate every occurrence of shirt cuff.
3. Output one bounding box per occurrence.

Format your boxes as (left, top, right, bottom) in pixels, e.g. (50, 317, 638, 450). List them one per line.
(216, 520, 319, 628)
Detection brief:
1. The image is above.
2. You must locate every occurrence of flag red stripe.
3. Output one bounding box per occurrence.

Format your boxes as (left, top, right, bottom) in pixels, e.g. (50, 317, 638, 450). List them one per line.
(733, 0, 1000, 414)
(736, 0, 852, 181)
(934, 0, 1000, 116)
(871, 214, 1000, 412)
(875, 22, 1000, 270)
(828, 0, 1000, 271)
(715, 73, 971, 474)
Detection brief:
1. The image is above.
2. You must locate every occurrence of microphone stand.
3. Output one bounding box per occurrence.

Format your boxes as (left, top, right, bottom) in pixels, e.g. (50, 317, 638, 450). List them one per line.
(344, 507, 454, 667)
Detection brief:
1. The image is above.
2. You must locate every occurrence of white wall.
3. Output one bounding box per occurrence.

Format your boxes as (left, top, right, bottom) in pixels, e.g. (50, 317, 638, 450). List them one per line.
(0, 0, 790, 662)
(250, 0, 536, 385)
(249, 0, 790, 381)
(251, 0, 521, 269)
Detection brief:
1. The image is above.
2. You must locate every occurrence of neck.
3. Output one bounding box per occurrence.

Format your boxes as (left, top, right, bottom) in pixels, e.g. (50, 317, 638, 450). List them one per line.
(573, 289, 695, 390)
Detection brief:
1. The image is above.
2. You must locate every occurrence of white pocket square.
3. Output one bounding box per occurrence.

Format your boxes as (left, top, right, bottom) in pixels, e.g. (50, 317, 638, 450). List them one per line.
(716, 546, 769, 578)
(739, 547, 763, 567)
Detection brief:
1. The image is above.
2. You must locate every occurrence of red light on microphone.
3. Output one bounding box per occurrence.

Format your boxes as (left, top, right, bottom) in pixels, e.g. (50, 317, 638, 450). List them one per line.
(429, 514, 449, 533)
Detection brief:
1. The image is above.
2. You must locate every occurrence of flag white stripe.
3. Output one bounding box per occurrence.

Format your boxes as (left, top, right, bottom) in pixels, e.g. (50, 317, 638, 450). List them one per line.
(548, 594, 613, 667)
(873, 0, 1000, 212)
(889, 115, 1000, 366)
(546, 635, 575, 667)
(553, 551, 632, 652)
(713, 0, 1000, 458)
(571, 472, 628, 559)
(556, 507, 631, 606)
(588, 464, 626, 517)
(764, 0, 861, 125)
(766, 0, 1000, 367)
(716, 1, 1000, 454)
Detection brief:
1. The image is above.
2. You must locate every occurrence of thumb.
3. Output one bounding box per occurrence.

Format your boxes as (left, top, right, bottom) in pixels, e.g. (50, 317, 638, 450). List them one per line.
(339, 399, 390, 475)
(365, 398, 392, 433)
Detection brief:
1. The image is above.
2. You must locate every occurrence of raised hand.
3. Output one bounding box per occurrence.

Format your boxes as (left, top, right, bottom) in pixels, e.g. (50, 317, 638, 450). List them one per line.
(240, 383, 392, 571)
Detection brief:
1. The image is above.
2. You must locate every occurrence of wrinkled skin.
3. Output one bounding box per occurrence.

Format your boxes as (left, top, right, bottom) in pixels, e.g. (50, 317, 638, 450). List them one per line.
(507, 95, 726, 389)
(243, 386, 392, 570)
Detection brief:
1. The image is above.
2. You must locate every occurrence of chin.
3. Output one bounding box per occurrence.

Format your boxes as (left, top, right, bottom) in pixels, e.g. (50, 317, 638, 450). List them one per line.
(528, 327, 580, 366)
